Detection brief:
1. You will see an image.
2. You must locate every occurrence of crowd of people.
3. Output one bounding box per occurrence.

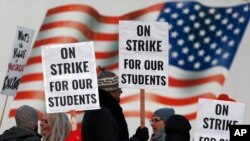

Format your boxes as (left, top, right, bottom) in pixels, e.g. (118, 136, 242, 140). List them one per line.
(0, 68, 193, 141)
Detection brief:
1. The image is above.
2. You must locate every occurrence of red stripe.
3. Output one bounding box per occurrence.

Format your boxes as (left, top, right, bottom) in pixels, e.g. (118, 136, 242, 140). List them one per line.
(169, 74, 225, 87)
(120, 93, 216, 106)
(26, 56, 42, 66)
(46, 3, 164, 24)
(14, 91, 45, 101)
(40, 21, 118, 41)
(33, 36, 78, 48)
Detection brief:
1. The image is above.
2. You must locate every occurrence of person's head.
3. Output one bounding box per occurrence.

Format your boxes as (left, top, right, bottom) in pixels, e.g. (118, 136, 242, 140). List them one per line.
(97, 66, 122, 102)
(150, 108, 175, 134)
(164, 115, 191, 141)
(15, 105, 38, 131)
(40, 113, 71, 141)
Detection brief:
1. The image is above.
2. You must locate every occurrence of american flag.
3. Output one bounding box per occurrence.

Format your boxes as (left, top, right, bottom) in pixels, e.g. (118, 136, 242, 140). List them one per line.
(3, 1, 250, 134)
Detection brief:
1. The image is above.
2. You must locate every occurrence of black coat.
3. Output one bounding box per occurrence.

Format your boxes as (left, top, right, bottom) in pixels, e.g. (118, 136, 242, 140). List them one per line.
(81, 89, 139, 141)
(0, 126, 41, 141)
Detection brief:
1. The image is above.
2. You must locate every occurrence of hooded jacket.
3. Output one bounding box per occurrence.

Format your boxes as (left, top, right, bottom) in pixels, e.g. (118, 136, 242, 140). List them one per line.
(82, 89, 140, 141)
(0, 126, 40, 141)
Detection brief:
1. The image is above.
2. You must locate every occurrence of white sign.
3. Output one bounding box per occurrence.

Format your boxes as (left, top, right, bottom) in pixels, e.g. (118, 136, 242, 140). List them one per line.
(41, 42, 100, 113)
(119, 21, 169, 90)
(194, 98, 245, 141)
(1, 26, 34, 96)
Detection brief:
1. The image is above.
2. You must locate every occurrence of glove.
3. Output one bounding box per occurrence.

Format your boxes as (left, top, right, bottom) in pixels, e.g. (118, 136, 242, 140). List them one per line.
(133, 127, 149, 141)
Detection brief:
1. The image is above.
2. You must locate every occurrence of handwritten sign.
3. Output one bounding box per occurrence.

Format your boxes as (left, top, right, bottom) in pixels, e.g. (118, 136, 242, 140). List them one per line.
(119, 21, 169, 90)
(1, 26, 34, 96)
(41, 42, 100, 113)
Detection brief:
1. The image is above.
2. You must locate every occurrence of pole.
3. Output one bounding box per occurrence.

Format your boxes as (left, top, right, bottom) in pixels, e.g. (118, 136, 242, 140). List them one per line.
(140, 89, 145, 128)
(0, 96, 8, 127)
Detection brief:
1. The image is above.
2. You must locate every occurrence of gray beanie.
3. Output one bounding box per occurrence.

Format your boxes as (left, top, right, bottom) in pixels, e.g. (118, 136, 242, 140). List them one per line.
(97, 67, 119, 92)
(153, 108, 175, 122)
(15, 105, 38, 129)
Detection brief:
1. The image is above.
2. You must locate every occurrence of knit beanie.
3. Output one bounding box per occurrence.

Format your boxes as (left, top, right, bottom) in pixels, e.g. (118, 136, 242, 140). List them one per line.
(153, 108, 175, 122)
(15, 105, 38, 129)
(97, 67, 119, 92)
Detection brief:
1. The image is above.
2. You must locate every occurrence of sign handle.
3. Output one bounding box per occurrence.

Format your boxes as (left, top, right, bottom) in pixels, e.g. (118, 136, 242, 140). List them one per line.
(140, 89, 145, 128)
(0, 96, 8, 127)
(70, 110, 77, 131)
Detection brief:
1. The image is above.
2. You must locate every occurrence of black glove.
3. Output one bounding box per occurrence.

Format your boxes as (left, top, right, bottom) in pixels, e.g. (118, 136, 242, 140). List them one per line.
(133, 127, 149, 141)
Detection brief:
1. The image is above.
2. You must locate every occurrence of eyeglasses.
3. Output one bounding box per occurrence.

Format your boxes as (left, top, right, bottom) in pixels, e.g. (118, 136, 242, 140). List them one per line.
(149, 118, 163, 123)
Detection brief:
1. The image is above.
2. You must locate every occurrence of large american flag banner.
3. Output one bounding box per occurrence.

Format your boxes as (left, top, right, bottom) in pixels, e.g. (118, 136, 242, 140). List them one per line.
(3, 1, 250, 134)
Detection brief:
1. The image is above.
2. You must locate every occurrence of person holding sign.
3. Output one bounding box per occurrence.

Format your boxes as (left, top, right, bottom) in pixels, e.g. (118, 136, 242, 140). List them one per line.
(0, 105, 41, 141)
(164, 115, 191, 141)
(40, 113, 71, 141)
(150, 108, 175, 141)
(81, 67, 149, 141)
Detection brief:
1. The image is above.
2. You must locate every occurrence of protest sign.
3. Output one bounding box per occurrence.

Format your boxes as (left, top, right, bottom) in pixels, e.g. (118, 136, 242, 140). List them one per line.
(119, 21, 169, 90)
(1, 26, 34, 96)
(194, 98, 245, 141)
(41, 42, 99, 113)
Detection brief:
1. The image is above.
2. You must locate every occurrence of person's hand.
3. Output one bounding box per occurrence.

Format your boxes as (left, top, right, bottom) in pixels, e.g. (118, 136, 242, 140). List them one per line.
(133, 126, 149, 141)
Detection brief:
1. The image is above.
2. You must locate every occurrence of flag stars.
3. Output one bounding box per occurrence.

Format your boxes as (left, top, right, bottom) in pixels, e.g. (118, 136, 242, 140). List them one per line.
(199, 30, 206, 36)
(194, 22, 200, 28)
(205, 18, 211, 25)
(216, 48, 222, 55)
(216, 30, 223, 37)
(233, 28, 240, 34)
(232, 12, 239, 18)
(223, 52, 230, 59)
(215, 14, 222, 20)
(228, 40, 235, 47)
(171, 31, 178, 38)
(227, 24, 233, 30)
(194, 42, 200, 49)
(209, 8, 216, 14)
(188, 34, 195, 41)
(204, 37, 210, 44)
(177, 39, 185, 46)
(189, 15, 196, 21)
(184, 26, 191, 33)
(188, 55, 195, 62)
(183, 8, 190, 14)
(222, 35, 228, 42)
(244, 6, 249, 12)
(209, 25, 216, 31)
(199, 12, 205, 18)
(178, 60, 185, 66)
(164, 8, 171, 13)
(171, 13, 179, 19)
(177, 19, 184, 26)
(226, 8, 233, 14)
(239, 17, 245, 23)
(171, 51, 179, 58)
(158, 18, 166, 22)
(211, 59, 218, 65)
(194, 4, 201, 11)
(222, 18, 228, 25)
(210, 43, 217, 49)
(182, 47, 189, 54)
(194, 62, 201, 69)
(177, 2, 184, 8)
(204, 55, 211, 62)
(198, 50, 205, 56)
(169, 24, 173, 30)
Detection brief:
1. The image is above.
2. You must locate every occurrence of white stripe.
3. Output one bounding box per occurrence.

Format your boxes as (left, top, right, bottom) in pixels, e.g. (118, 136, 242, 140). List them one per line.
(10, 100, 46, 112)
(170, 65, 229, 79)
(18, 81, 44, 91)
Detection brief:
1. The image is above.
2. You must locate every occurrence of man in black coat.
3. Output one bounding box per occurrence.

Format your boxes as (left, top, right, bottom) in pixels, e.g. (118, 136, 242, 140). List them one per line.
(81, 67, 149, 141)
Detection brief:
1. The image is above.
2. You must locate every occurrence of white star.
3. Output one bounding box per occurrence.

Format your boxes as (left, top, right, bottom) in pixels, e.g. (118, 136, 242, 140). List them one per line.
(222, 35, 228, 42)
(194, 4, 201, 10)
(188, 34, 195, 41)
(244, 6, 249, 12)
(215, 14, 222, 20)
(188, 55, 195, 62)
(194, 42, 200, 49)
(198, 50, 205, 56)
(205, 18, 211, 25)
(171, 51, 179, 58)
(194, 62, 201, 69)
(228, 40, 235, 47)
(232, 12, 239, 18)
(194, 22, 200, 28)
(226, 8, 233, 14)
(182, 47, 189, 54)
(227, 24, 233, 30)
(209, 25, 216, 31)
(164, 8, 171, 13)
(171, 31, 178, 38)
(210, 43, 217, 49)
(239, 17, 245, 23)
(183, 8, 190, 14)
(211, 59, 218, 65)
(209, 8, 216, 14)
(189, 15, 196, 21)
(199, 12, 205, 18)
(158, 18, 166, 22)
(171, 13, 179, 19)
(178, 60, 185, 66)
(169, 24, 173, 30)
(199, 30, 206, 36)
(177, 2, 184, 8)
(223, 52, 230, 59)
(216, 48, 222, 55)
(204, 55, 211, 62)
(216, 30, 223, 37)
(177, 39, 185, 46)
(204, 37, 210, 44)
(184, 26, 190, 33)
(233, 28, 240, 35)
(177, 19, 184, 26)
(222, 18, 228, 25)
